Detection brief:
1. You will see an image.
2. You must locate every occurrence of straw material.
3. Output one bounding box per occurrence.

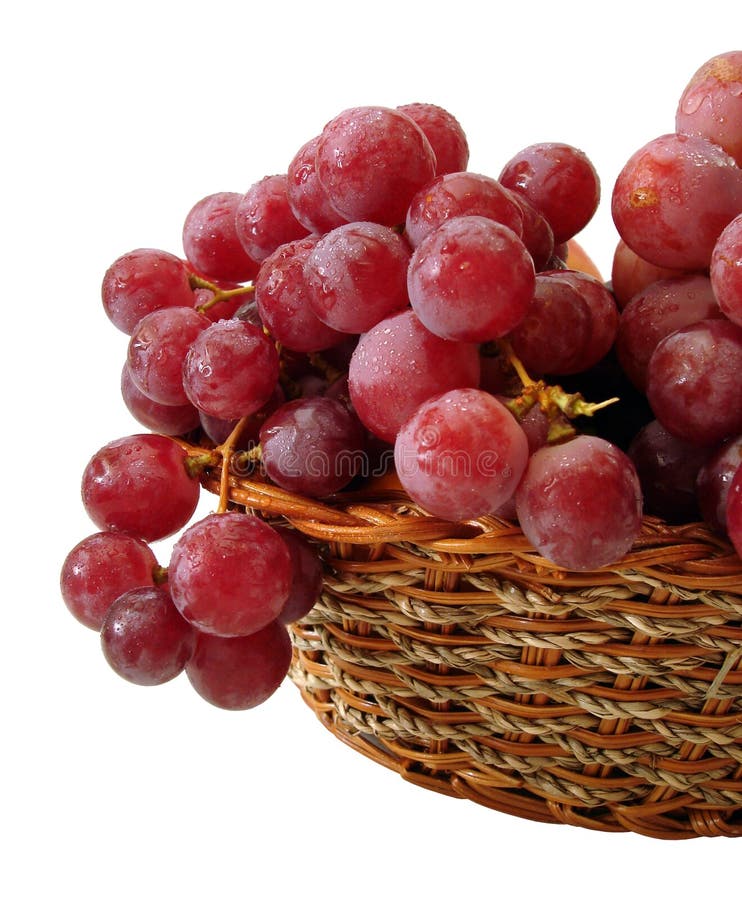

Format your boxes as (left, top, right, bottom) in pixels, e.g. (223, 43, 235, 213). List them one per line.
(194, 451, 742, 839)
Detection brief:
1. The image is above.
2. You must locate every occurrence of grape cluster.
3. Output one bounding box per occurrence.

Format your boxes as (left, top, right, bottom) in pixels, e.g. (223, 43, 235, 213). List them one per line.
(62, 61, 742, 713)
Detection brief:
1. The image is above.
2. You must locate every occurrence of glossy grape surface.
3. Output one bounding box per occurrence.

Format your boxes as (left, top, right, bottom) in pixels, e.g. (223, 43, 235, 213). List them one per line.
(101, 586, 194, 686)
(348, 308, 481, 444)
(394, 388, 529, 521)
(60, 532, 158, 630)
(120, 363, 200, 436)
(397, 102, 469, 176)
(516, 436, 643, 571)
(101, 248, 194, 335)
(182, 319, 280, 421)
(81, 434, 200, 542)
(710, 212, 742, 327)
(169, 512, 292, 637)
(182, 192, 260, 283)
(235, 173, 309, 264)
(186, 622, 292, 711)
(315, 105, 436, 226)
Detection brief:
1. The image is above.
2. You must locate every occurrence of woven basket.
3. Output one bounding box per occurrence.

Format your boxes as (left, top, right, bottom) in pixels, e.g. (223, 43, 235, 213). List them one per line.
(193, 448, 742, 840)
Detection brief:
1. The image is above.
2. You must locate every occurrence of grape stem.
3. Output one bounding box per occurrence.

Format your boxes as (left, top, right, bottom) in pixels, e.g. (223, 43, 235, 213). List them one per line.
(497, 338, 619, 443)
(216, 416, 252, 513)
(189, 273, 256, 313)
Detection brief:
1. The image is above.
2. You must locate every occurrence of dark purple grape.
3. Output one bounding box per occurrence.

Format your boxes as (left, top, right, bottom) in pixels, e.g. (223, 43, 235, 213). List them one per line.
(275, 528, 324, 624)
(101, 586, 194, 686)
(259, 396, 367, 497)
(186, 622, 292, 711)
(696, 435, 742, 534)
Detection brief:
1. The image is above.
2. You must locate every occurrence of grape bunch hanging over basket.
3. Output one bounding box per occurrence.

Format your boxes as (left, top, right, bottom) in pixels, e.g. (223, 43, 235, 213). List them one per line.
(61, 54, 742, 839)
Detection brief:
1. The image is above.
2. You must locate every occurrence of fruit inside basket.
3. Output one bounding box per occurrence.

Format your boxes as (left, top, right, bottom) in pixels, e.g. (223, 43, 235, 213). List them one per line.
(60, 53, 742, 839)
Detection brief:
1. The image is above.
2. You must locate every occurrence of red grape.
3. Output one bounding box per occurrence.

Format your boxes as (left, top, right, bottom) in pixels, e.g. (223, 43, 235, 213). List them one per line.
(101, 586, 194, 686)
(127, 306, 210, 406)
(676, 50, 742, 167)
(81, 434, 200, 542)
(255, 235, 346, 353)
(185, 622, 292, 711)
(60, 531, 158, 630)
(234, 173, 310, 264)
(611, 132, 742, 270)
(101, 248, 194, 335)
(646, 318, 742, 446)
(285, 135, 348, 234)
(504, 189, 555, 271)
(182, 318, 280, 420)
(168, 512, 292, 637)
(610, 238, 689, 309)
(303, 221, 411, 333)
(259, 396, 367, 497)
(710, 212, 742, 327)
(275, 527, 324, 624)
(499, 142, 600, 244)
(315, 105, 436, 226)
(696, 435, 742, 535)
(397, 102, 469, 176)
(727, 465, 742, 557)
(615, 274, 721, 391)
(628, 419, 710, 523)
(182, 192, 260, 283)
(394, 388, 529, 521)
(551, 270, 618, 371)
(404, 171, 523, 249)
(407, 215, 535, 343)
(120, 363, 200, 436)
(515, 435, 643, 571)
(348, 308, 481, 444)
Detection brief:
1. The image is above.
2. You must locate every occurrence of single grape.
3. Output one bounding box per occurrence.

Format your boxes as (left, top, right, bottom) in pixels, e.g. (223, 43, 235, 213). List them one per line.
(127, 306, 210, 406)
(275, 527, 324, 624)
(101, 585, 195, 686)
(348, 308, 481, 444)
(676, 50, 742, 167)
(234, 173, 310, 264)
(503, 189, 555, 271)
(550, 270, 619, 372)
(185, 622, 292, 711)
(628, 419, 710, 523)
(315, 105, 436, 226)
(182, 318, 280, 421)
(397, 102, 469, 176)
(407, 215, 535, 343)
(255, 235, 346, 353)
(515, 435, 643, 571)
(120, 363, 200, 436)
(710, 212, 742, 327)
(60, 532, 159, 630)
(285, 135, 348, 233)
(611, 132, 742, 270)
(81, 434, 201, 542)
(259, 396, 367, 497)
(646, 319, 742, 447)
(727, 465, 742, 557)
(394, 388, 529, 521)
(499, 142, 600, 244)
(101, 248, 194, 335)
(182, 192, 260, 283)
(696, 434, 742, 535)
(168, 512, 292, 638)
(198, 383, 285, 449)
(507, 271, 592, 375)
(404, 171, 523, 249)
(303, 221, 411, 333)
(615, 274, 722, 391)
(610, 238, 690, 309)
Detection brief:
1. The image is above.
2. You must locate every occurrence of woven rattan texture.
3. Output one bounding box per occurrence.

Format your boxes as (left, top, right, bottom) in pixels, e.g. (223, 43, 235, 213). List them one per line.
(196, 458, 742, 839)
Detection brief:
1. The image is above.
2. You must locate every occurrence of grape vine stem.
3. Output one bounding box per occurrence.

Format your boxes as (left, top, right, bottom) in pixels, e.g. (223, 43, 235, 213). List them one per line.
(189, 273, 256, 313)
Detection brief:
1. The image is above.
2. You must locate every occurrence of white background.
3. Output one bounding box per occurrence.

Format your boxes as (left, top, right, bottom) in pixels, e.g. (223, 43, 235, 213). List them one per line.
(3, 2, 741, 897)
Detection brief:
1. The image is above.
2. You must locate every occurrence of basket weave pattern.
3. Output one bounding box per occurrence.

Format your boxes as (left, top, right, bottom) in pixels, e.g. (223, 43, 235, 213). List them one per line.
(201, 461, 742, 839)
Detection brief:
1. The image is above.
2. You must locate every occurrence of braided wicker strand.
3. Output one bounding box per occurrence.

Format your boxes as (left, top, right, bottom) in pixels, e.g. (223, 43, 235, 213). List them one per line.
(194, 450, 742, 839)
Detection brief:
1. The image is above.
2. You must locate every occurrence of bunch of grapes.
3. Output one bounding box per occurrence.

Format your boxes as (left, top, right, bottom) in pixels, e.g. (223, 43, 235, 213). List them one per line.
(61, 54, 742, 714)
